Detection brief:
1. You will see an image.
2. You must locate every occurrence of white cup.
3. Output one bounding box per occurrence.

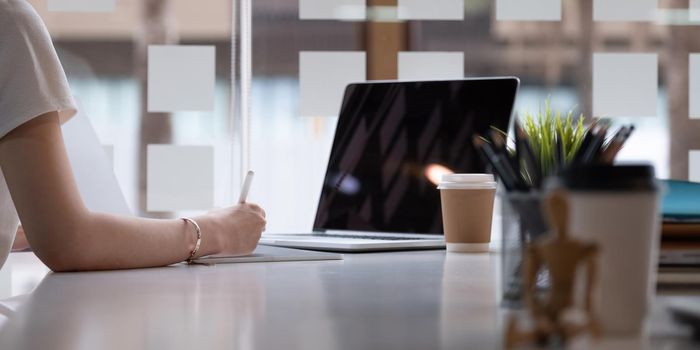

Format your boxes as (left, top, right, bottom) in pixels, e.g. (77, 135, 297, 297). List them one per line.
(559, 165, 661, 335)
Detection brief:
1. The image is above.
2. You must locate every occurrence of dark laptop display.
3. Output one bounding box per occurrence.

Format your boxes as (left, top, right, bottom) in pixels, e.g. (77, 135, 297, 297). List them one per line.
(313, 78, 518, 234)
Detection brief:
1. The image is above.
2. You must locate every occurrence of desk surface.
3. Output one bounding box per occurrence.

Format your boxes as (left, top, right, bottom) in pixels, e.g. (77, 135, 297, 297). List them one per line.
(0, 250, 697, 350)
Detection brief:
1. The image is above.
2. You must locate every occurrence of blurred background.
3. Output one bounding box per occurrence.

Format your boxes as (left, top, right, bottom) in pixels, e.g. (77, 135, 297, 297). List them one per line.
(29, 0, 700, 232)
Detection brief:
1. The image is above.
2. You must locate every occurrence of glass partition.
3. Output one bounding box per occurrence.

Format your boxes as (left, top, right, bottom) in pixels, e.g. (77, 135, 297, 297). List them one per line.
(29, 0, 700, 231)
(32, 0, 235, 218)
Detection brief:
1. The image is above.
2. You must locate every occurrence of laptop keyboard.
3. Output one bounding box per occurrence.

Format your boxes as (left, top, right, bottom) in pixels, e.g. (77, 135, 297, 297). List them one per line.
(310, 233, 428, 241)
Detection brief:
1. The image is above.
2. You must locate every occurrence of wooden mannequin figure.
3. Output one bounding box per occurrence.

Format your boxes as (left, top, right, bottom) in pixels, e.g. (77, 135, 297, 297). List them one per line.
(505, 191, 600, 349)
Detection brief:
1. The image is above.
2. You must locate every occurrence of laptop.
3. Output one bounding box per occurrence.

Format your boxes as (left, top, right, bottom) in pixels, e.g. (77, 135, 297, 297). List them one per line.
(260, 77, 520, 252)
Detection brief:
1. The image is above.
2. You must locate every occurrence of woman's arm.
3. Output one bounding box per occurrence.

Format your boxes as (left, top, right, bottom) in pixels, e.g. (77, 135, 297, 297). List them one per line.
(0, 112, 265, 271)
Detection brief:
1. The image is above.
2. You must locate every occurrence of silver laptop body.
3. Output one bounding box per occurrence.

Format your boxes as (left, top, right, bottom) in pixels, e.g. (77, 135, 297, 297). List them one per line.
(260, 78, 519, 252)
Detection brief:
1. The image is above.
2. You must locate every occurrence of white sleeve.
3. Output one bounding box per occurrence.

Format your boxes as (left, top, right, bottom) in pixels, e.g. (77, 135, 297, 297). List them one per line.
(0, 0, 77, 139)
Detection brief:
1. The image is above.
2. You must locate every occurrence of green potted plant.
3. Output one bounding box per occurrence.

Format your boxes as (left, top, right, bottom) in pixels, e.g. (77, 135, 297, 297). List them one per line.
(487, 98, 634, 305)
(519, 99, 587, 182)
(481, 98, 634, 191)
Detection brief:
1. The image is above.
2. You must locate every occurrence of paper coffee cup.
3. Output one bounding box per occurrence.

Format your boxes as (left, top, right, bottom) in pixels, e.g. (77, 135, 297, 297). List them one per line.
(438, 174, 497, 253)
(557, 165, 661, 335)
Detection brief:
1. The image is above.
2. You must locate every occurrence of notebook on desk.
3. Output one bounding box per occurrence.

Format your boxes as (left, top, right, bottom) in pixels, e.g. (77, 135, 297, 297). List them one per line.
(659, 180, 700, 270)
(662, 180, 700, 223)
(260, 78, 519, 252)
(191, 246, 342, 265)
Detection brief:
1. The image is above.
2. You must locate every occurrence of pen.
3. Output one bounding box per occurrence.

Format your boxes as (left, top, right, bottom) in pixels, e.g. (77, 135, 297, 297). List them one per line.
(599, 126, 627, 164)
(512, 115, 523, 178)
(487, 129, 505, 171)
(490, 129, 528, 191)
(489, 129, 506, 152)
(490, 129, 519, 178)
(581, 125, 608, 163)
(602, 125, 635, 163)
(473, 136, 518, 191)
(573, 130, 592, 164)
(555, 136, 564, 173)
(572, 119, 599, 164)
(238, 170, 255, 204)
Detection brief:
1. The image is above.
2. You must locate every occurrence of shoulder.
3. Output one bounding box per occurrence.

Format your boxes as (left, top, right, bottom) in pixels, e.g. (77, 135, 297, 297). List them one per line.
(0, 0, 58, 71)
(0, 0, 42, 20)
(0, 0, 76, 138)
(0, 1, 49, 43)
(0, 0, 60, 84)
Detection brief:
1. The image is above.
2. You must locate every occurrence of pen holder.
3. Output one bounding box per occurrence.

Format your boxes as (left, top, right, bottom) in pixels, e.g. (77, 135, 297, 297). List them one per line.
(500, 191, 550, 307)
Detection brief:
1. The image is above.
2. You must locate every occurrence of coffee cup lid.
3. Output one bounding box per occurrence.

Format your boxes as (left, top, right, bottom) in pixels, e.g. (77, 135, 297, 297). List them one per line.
(438, 174, 496, 189)
(556, 164, 658, 192)
(441, 174, 494, 183)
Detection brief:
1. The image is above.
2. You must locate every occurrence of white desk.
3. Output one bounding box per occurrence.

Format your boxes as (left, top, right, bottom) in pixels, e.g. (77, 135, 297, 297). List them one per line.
(0, 251, 696, 349)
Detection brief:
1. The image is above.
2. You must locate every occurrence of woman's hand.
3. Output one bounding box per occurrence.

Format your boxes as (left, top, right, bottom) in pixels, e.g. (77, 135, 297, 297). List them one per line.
(197, 203, 266, 257)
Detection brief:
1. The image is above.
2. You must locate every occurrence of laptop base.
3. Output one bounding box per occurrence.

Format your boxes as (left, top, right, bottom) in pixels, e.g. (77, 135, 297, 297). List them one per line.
(259, 232, 446, 253)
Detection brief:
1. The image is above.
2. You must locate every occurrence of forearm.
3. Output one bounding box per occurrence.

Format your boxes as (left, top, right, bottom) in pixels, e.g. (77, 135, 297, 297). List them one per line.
(29, 212, 220, 272)
(0, 113, 264, 272)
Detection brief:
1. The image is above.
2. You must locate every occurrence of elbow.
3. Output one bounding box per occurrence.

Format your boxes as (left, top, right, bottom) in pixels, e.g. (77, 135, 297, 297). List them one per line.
(41, 253, 82, 273)
(44, 259, 74, 273)
(35, 244, 84, 273)
(26, 226, 88, 272)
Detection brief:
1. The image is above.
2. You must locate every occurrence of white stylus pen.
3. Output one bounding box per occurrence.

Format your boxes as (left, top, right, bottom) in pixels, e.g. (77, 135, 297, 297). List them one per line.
(238, 170, 255, 204)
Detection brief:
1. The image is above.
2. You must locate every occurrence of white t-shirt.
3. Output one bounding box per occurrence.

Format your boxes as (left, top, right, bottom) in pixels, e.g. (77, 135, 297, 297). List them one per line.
(0, 0, 77, 269)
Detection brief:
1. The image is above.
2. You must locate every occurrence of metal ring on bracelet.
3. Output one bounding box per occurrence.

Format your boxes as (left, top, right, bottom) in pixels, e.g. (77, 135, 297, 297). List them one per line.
(182, 217, 202, 264)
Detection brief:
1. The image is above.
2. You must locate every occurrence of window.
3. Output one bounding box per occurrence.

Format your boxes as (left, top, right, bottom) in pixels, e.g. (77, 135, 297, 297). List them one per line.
(34, 0, 696, 232)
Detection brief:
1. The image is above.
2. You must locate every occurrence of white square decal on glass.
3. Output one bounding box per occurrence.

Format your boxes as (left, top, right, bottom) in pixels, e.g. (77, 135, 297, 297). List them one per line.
(690, 54, 700, 119)
(593, 0, 657, 22)
(397, 0, 464, 21)
(692, 0, 700, 22)
(398, 52, 464, 80)
(147, 145, 214, 212)
(102, 145, 114, 167)
(47, 0, 116, 12)
(147, 45, 216, 113)
(299, 0, 365, 20)
(299, 51, 365, 117)
(593, 53, 658, 117)
(496, 0, 561, 21)
(690, 151, 700, 182)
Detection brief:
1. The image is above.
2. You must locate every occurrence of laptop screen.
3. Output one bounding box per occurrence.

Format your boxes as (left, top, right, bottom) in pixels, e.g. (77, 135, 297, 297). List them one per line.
(313, 78, 519, 234)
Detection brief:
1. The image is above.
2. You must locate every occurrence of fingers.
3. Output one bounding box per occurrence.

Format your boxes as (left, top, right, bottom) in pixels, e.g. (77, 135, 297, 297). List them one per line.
(229, 202, 267, 233)
(239, 203, 266, 218)
(238, 204, 266, 232)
